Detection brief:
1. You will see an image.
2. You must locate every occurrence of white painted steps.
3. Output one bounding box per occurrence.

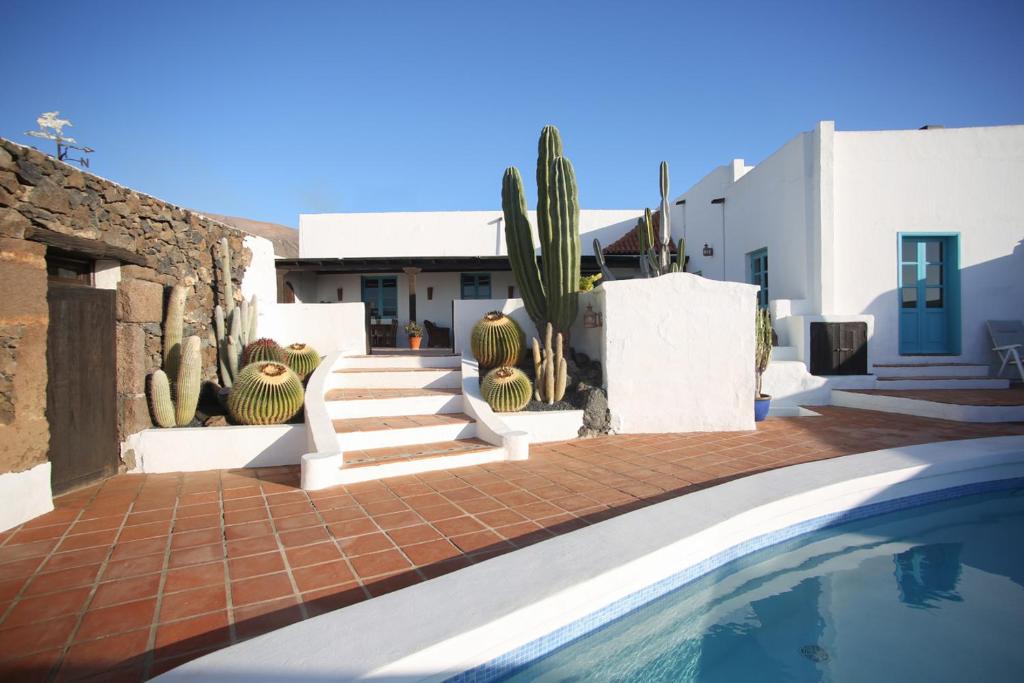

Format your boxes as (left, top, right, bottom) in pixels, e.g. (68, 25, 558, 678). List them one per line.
(873, 362, 991, 379)
(316, 352, 508, 484)
(875, 377, 1008, 390)
(332, 367, 462, 390)
(334, 413, 477, 451)
(325, 388, 463, 419)
(871, 360, 1008, 390)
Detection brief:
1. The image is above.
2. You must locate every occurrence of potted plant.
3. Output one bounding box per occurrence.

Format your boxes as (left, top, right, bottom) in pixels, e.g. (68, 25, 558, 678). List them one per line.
(404, 321, 423, 350)
(754, 308, 773, 422)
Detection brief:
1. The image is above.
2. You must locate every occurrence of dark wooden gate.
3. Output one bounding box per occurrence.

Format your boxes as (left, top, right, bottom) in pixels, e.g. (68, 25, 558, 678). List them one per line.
(46, 283, 118, 493)
(810, 322, 868, 376)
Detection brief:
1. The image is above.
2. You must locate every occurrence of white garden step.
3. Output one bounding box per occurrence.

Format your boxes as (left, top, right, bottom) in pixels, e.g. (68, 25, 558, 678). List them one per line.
(874, 376, 1009, 390)
(342, 354, 461, 370)
(333, 439, 505, 485)
(873, 362, 991, 379)
(324, 388, 463, 419)
(334, 413, 477, 451)
(330, 367, 462, 390)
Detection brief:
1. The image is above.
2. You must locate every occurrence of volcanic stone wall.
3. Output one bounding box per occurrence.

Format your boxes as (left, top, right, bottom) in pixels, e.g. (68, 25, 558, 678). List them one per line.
(0, 137, 256, 474)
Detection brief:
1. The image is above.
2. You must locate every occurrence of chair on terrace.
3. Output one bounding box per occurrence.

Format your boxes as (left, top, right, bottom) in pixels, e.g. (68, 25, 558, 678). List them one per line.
(424, 319, 451, 349)
(987, 320, 1024, 382)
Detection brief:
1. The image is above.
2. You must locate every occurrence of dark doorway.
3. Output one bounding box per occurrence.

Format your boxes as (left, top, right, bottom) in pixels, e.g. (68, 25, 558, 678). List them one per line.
(46, 282, 118, 493)
(810, 322, 868, 376)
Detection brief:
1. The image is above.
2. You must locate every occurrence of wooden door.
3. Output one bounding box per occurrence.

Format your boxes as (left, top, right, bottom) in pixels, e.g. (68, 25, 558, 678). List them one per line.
(46, 283, 118, 493)
(810, 322, 867, 376)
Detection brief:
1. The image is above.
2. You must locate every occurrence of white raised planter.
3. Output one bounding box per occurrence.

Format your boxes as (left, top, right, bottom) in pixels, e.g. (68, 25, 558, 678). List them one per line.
(0, 462, 54, 532)
(501, 409, 584, 443)
(126, 424, 306, 474)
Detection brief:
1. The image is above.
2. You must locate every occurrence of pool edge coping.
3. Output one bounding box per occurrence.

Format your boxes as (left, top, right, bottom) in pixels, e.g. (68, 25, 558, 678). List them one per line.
(154, 434, 1024, 682)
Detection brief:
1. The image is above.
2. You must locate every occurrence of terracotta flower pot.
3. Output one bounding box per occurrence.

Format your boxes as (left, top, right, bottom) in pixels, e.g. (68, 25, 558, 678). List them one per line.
(409, 336, 422, 350)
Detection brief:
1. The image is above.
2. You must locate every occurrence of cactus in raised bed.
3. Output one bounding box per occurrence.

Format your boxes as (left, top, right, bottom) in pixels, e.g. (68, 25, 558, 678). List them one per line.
(148, 335, 202, 428)
(284, 343, 321, 381)
(481, 366, 532, 413)
(163, 285, 188, 381)
(242, 338, 285, 366)
(531, 323, 567, 404)
(213, 237, 258, 387)
(227, 361, 305, 425)
(470, 312, 524, 369)
(502, 125, 581, 338)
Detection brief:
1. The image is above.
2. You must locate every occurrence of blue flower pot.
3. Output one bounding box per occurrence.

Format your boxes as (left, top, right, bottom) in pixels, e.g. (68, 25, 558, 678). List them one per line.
(754, 395, 772, 422)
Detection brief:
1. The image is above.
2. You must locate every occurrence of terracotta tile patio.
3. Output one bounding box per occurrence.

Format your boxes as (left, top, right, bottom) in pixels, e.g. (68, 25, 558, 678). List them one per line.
(1, 406, 1022, 681)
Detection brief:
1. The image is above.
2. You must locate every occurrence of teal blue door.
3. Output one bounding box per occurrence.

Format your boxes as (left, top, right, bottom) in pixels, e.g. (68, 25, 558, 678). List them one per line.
(898, 235, 960, 355)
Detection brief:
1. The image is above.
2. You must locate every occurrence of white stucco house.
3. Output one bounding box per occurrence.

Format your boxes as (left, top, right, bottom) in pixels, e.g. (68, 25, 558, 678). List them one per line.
(666, 121, 1023, 392)
(279, 121, 1022, 395)
(278, 210, 643, 346)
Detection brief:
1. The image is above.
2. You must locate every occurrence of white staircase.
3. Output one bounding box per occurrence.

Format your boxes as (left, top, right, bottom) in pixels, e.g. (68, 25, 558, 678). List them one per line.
(872, 361, 1008, 390)
(317, 352, 505, 484)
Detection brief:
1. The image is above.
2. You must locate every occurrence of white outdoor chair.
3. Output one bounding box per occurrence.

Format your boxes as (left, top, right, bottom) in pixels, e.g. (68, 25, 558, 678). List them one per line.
(987, 320, 1024, 383)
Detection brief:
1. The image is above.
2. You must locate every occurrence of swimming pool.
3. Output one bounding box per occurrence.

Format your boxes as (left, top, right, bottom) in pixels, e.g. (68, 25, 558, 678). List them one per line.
(500, 486, 1024, 682)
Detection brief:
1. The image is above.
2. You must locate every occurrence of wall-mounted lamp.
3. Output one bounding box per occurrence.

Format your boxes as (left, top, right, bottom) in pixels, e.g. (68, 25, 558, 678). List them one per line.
(703, 243, 714, 257)
(583, 303, 603, 328)
(427, 286, 434, 300)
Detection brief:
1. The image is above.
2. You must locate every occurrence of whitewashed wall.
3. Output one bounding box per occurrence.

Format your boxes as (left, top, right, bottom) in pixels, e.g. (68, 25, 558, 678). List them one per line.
(258, 302, 366, 355)
(673, 161, 751, 279)
(602, 274, 758, 432)
(832, 125, 1024, 363)
(300, 210, 640, 259)
(240, 235, 279, 305)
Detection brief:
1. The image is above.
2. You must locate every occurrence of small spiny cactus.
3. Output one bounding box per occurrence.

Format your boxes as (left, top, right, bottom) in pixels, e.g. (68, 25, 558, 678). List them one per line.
(532, 323, 567, 404)
(471, 312, 524, 369)
(227, 361, 305, 425)
(284, 343, 321, 381)
(480, 366, 532, 413)
(242, 338, 286, 366)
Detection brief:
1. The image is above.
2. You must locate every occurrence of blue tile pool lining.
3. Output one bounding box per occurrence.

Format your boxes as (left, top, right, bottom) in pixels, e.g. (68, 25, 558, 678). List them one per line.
(444, 475, 1024, 683)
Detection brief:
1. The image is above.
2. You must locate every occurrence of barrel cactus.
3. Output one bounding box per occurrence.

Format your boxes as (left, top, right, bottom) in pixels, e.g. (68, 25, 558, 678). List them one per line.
(480, 366, 532, 413)
(227, 361, 305, 425)
(242, 338, 285, 366)
(471, 312, 525, 369)
(284, 343, 321, 380)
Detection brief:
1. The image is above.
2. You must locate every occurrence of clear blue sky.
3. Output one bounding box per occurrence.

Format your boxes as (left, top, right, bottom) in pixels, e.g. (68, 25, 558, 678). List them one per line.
(3, 0, 1022, 227)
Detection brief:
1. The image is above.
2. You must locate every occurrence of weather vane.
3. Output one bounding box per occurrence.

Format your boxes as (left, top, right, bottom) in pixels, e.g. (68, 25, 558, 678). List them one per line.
(24, 112, 94, 168)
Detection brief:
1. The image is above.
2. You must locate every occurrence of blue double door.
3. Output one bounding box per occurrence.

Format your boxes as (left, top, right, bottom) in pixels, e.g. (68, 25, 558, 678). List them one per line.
(898, 235, 960, 355)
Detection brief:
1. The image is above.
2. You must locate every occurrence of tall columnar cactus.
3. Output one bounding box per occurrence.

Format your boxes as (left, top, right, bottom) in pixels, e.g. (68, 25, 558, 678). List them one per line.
(242, 338, 286, 366)
(755, 308, 774, 398)
(149, 335, 202, 428)
(163, 285, 188, 381)
(532, 323, 567, 404)
(213, 237, 258, 387)
(284, 343, 321, 381)
(658, 160, 672, 271)
(481, 366, 532, 413)
(228, 361, 305, 425)
(594, 161, 687, 279)
(470, 312, 524, 369)
(502, 125, 581, 338)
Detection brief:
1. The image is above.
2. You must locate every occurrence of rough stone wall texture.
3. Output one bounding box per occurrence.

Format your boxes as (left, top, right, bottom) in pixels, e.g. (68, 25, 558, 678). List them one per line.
(0, 138, 254, 472)
(0, 239, 49, 473)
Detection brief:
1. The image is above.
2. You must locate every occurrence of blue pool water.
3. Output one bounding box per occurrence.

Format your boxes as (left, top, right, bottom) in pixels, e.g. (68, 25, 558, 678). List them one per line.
(502, 487, 1024, 682)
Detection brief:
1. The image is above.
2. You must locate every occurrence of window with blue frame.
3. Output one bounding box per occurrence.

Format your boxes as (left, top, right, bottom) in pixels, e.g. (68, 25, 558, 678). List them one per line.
(361, 276, 398, 319)
(460, 273, 491, 299)
(748, 248, 768, 308)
